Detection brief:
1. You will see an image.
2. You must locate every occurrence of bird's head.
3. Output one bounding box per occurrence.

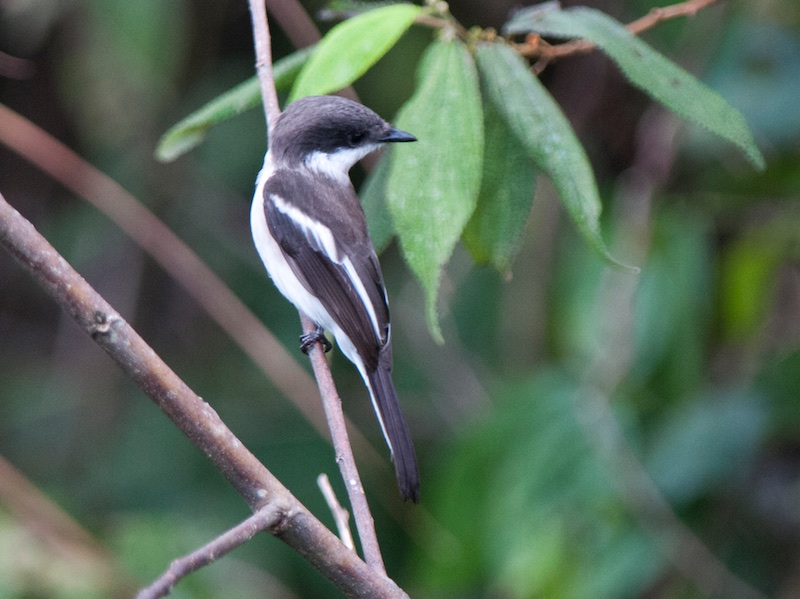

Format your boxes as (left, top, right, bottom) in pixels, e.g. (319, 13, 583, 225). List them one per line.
(269, 95, 416, 181)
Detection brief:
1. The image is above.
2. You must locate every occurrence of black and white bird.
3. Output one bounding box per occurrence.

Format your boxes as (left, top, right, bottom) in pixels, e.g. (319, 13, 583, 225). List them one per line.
(250, 95, 420, 501)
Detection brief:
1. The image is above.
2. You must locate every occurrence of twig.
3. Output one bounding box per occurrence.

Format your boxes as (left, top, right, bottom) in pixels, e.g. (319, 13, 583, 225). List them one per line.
(249, 0, 281, 136)
(0, 190, 408, 598)
(627, 0, 720, 35)
(303, 315, 385, 572)
(514, 0, 721, 71)
(136, 507, 282, 599)
(249, 0, 388, 573)
(317, 474, 355, 551)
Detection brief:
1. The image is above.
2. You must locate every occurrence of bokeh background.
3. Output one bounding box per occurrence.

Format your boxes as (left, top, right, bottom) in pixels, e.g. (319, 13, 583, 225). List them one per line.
(2, 0, 800, 597)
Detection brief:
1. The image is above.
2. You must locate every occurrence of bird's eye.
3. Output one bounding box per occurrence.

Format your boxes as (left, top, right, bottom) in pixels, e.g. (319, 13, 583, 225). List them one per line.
(348, 131, 366, 146)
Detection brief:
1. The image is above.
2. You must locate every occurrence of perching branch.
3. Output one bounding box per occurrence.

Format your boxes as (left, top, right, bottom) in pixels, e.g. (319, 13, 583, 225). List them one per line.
(302, 316, 386, 572)
(0, 190, 408, 598)
(248, 0, 388, 573)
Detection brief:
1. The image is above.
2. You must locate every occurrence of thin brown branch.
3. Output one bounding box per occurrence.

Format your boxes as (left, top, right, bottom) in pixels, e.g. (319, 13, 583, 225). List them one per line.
(249, 0, 388, 573)
(249, 0, 281, 136)
(302, 316, 385, 573)
(318, 473, 356, 551)
(0, 190, 409, 598)
(514, 0, 721, 71)
(627, 0, 720, 35)
(136, 507, 283, 599)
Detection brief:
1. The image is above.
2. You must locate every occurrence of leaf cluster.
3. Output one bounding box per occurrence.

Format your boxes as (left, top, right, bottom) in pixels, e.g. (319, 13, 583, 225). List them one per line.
(157, 1, 762, 341)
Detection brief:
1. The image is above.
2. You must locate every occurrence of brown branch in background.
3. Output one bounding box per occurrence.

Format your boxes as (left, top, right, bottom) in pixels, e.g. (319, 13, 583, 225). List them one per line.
(0, 455, 131, 594)
(515, 0, 721, 71)
(266, 0, 323, 49)
(0, 190, 409, 599)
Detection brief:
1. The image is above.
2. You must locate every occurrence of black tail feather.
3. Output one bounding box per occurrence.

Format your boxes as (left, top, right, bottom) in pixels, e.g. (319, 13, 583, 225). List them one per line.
(367, 361, 420, 502)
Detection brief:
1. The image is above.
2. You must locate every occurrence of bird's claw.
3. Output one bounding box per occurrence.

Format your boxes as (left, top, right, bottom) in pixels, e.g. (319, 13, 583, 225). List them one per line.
(300, 327, 332, 354)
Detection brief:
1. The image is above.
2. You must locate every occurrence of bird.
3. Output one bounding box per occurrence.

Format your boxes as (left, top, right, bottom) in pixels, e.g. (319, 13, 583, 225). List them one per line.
(250, 95, 420, 501)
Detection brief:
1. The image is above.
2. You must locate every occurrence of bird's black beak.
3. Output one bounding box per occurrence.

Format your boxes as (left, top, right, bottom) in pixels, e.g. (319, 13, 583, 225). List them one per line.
(380, 128, 417, 143)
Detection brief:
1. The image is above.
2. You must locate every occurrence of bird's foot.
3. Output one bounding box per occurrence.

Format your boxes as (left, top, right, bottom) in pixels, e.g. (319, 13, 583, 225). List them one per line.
(300, 326, 332, 354)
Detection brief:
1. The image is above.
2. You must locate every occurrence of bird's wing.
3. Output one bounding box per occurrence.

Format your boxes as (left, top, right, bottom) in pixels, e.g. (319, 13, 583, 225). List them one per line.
(262, 170, 389, 370)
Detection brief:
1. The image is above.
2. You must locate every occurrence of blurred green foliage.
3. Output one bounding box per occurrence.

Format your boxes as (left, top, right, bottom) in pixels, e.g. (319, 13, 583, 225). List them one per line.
(1, 1, 800, 598)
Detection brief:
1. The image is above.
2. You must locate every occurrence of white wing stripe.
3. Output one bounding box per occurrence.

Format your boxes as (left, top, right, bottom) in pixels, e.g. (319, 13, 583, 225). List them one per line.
(272, 194, 339, 261)
(271, 193, 383, 342)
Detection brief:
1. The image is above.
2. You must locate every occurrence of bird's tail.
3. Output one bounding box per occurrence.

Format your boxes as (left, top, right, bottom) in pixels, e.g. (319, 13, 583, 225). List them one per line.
(366, 360, 420, 502)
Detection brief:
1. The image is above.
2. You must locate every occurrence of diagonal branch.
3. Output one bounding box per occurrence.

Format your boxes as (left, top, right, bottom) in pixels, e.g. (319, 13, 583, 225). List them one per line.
(0, 190, 408, 598)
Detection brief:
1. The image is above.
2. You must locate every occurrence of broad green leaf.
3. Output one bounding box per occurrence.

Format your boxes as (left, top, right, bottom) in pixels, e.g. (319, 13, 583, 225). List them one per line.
(155, 47, 312, 162)
(289, 3, 421, 102)
(359, 149, 395, 252)
(505, 6, 765, 170)
(387, 39, 484, 342)
(463, 92, 537, 274)
(475, 42, 635, 272)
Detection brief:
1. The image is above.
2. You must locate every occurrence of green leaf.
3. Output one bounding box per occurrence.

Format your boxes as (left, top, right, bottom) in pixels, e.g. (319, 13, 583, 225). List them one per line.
(155, 47, 312, 162)
(359, 149, 396, 253)
(288, 3, 421, 102)
(387, 39, 484, 342)
(504, 6, 765, 170)
(463, 92, 537, 274)
(475, 42, 636, 272)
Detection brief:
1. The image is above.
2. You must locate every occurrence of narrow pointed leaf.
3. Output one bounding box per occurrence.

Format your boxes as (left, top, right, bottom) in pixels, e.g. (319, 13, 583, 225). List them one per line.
(387, 39, 484, 341)
(289, 4, 421, 102)
(155, 47, 312, 162)
(475, 42, 635, 272)
(463, 93, 537, 274)
(505, 6, 765, 170)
